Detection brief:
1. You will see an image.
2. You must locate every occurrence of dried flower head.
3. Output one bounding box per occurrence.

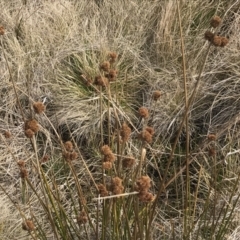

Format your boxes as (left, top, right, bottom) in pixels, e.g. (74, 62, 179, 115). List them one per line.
(24, 129, 34, 138)
(17, 160, 25, 168)
(24, 119, 39, 133)
(108, 52, 118, 63)
(120, 122, 131, 142)
(20, 168, 28, 179)
(207, 134, 216, 141)
(0, 26, 5, 35)
(70, 151, 78, 160)
(122, 157, 136, 168)
(210, 16, 221, 28)
(64, 141, 73, 152)
(208, 147, 216, 157)
(3, 130, 11, 138)
(145, 126, 154, 135)
(152, 90, 161, 101)
(212, 35, 222, 47)
(110, 177, 124, 195)
(103, 161, 113, 170)
(41, 155, 49, 163)
(77, 211, 88, 225)
(94, 75, 108, 87)
(139, 130, 153, 143)
(33, 102, 45, 114)
(204, 30, 214, 42)
(105, 69, 118, 81)
(97, 184, 109, 197)
(22, 220, 35, 231)
(100, 61, 111, 72)
(138, 191, 155, 202)
(135, 176, 151, 192)
(139, 107, 149, 119)
(220, 37, 229, 47)
(101, 145, 112, 155)
(103, 153, 115, 163)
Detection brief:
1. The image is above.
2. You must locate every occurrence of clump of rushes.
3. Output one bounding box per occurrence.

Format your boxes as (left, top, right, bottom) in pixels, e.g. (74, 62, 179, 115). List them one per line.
(22, 219, 35, 232)
(62, 141, 78, 161)
(120, 122, 131, 143)
(76, 210, 88, 225)
(135, 176, 155, 202)
(152, 90, 161, 101)
(0, 26, 5, 35)
(139, 126, 154, 143)
(33, 101, 45, 114)
(210, 16, 221, 28)
(94, 75, 109, 87)
(110, 177, 124, 195)
(139, 107, 149, 119)
(101, 145, 115, 170)
(24, 119, 39, 138)
(100, 61, 111, 72)
(122, 157, 136, 168)
(97, 184, 109, 197)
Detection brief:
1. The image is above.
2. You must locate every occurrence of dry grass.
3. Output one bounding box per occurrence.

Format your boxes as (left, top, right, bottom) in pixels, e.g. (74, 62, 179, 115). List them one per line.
(0, 0, 240, 239)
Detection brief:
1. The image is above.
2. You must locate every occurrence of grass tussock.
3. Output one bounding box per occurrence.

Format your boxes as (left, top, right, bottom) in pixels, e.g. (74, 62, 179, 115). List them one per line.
(0, 0, 240, 239)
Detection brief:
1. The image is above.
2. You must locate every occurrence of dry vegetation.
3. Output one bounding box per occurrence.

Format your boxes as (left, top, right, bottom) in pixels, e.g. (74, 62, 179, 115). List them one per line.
(0, 0, 240, 239)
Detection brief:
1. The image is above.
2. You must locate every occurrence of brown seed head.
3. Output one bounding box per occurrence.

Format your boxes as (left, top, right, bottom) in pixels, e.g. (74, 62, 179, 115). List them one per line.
(0, 26, 5, 35)
(220, 37, 229, 47)
(22, 220, 35, 231)
(77, 211, 88, 225)
(105, 69, 118, 81)
(108, 52, 118, 63)
(210, 16, 221, 28)
(17, 160, 25, 168)
(24, 119, 39, 133)
(139, 130, 152, 143)
(207, 134, 216, 141)
(25, 129, 34, 138)
(212, 35, 222, 47)
(110, 177, 124, 195)
(41, 155, 49, 163)
(120, 122, 131, 142)
(101, 145, 112, 155)
(20, 168, 28, 179)
(70, 151, 78, 161)
(97, 184, 109, 197)
(139, 107, 149, 119)
(152, 91, 161, 101)
(103, 161, 113, 170)
(103, 153, 115, 163)
(100, 61, 111, 72)
(94, 75, 108, 87)
(138, 191, 155, 202)
(145, 126, 154, 135)
(122, 157, 136, 168)
(135, 176, 151, 192)
(64, 141, 73, 151)
(204, 31, 214, 42)
(208, 147, 216, 157)
(33, 102, 45, 114)
(3, 131, 11, 138)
